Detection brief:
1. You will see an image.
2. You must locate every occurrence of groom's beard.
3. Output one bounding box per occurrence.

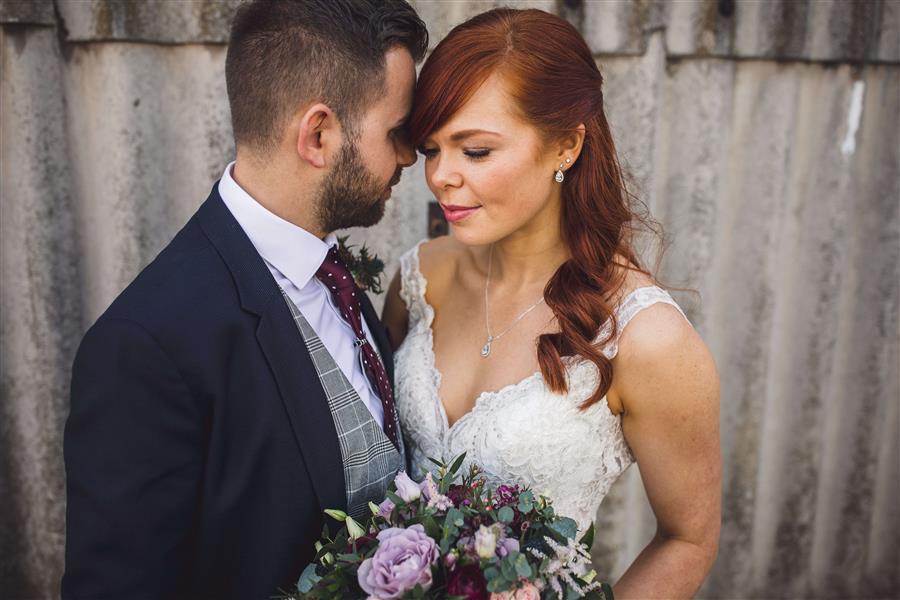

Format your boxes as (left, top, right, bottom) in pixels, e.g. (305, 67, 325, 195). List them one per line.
(317, 140, 400, 232)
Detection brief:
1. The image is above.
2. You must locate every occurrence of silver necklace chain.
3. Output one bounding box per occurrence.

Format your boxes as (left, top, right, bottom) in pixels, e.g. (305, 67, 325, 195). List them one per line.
(481, 244, 546, 358)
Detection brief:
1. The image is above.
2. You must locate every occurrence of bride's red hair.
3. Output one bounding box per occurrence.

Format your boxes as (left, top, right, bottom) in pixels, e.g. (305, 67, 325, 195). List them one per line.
(410, 8, 658, 409)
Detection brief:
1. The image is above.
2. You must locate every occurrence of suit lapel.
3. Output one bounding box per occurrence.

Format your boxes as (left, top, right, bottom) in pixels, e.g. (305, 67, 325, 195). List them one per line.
(197, 186, 346, 515)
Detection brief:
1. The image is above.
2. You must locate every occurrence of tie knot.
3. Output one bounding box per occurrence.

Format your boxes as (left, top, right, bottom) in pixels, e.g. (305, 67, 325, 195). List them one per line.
(316, 246, 355, 291)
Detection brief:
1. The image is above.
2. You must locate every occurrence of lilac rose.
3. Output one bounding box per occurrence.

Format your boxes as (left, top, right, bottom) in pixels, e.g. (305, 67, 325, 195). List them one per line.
(357, 524, 439, 598)
(377, 497, 396, 519)
(394, 471, 421, 503)
(497, 537, 520, 557)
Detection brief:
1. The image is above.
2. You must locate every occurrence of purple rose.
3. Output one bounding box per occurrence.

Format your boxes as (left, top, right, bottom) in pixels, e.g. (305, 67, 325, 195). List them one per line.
(394, 471, 421, 503)
(446, 563, 489, 600)
(357, 524, 438, 599)
(497, 537, 520, 557)
(377, 497, 396, 519)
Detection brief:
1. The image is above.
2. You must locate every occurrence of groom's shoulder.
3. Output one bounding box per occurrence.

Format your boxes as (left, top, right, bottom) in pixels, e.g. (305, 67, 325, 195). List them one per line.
(99, 211, 238, 333)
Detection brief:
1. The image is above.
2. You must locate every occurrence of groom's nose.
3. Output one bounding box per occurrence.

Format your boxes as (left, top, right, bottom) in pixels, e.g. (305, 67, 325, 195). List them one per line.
(396, 137, 417, 168)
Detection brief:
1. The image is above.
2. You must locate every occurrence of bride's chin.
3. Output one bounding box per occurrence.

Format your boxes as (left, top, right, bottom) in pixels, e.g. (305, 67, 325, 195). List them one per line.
(448, 227, 500, 248)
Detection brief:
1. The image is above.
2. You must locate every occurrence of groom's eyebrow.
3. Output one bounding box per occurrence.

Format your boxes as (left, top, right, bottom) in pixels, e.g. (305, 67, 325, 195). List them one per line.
(449, 129, 501, 142)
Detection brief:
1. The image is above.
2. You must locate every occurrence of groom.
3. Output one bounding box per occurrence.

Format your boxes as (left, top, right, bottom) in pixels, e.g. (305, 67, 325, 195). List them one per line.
(62, 1, 427, 598)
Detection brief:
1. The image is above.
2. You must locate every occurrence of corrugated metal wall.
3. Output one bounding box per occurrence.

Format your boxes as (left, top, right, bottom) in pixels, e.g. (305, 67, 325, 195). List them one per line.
(1, 1, 897, 598)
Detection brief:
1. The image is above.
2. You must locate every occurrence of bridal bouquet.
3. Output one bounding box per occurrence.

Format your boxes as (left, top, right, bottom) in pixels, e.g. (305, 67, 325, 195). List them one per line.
(284, 454, 613, 600)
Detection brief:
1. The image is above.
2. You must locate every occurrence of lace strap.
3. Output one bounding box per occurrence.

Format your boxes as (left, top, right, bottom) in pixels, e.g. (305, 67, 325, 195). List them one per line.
(598, 286, 689, 359)
(398, 239, 431, 325)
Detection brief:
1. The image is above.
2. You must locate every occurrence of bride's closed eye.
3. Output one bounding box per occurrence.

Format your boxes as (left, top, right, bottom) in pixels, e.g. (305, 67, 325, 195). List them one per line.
(415, 146, 492, 161)
(463, 148, 491, 160)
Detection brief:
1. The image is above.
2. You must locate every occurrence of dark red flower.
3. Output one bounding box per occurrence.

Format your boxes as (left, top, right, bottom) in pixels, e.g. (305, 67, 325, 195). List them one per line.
(447, 484, 469, 507)
(446, 563, 489, 600)
(342, 531, 378, 554)
(492, 484, 521, 508)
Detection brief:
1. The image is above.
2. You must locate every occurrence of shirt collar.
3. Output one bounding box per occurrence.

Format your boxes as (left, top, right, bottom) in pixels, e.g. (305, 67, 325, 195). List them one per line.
(218, 161, 337, 289)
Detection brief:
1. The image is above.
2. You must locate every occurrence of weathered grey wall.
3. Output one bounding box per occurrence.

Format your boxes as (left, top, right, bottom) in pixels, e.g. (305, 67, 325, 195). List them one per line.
(1, 1, 897, 598)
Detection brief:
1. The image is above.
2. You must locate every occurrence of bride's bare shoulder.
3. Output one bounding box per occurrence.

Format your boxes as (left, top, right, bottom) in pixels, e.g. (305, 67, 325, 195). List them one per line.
(608, 257, 658, 303)
(416, 235, 472, 300)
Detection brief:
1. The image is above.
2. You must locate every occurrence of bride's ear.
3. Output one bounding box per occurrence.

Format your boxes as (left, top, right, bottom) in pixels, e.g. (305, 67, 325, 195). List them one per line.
(555, 123, 586, 168)
(295, 103, 339, 169)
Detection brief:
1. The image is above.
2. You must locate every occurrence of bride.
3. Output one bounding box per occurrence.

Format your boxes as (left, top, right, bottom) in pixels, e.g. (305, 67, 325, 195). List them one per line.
(382, 8, 720, 599)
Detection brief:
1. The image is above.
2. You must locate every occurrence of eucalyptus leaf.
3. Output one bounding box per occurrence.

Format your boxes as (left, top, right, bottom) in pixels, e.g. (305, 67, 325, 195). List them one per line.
(297, 563, 321, 593)
(548, 516, 578, 541)
(497, 506, 515, 523)
(514, 553, 532, 579)
(500, 557, 516, 581)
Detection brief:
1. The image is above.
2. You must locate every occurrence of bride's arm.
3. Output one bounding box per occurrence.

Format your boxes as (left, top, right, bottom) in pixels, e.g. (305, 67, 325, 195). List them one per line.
(611, 304, 721, 599)
(382, 269, 409, 351)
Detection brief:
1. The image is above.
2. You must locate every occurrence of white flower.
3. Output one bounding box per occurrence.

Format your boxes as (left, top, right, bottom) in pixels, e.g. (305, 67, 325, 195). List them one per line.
(346, 516, 366, 540)
(394, 471, 421, 503)
(474, 525, 497, 559)
(528, 536, 600, 599)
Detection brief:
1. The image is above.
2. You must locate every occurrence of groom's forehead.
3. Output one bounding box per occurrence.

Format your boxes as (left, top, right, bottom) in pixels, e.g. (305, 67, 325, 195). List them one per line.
(367, 48, 416, 121)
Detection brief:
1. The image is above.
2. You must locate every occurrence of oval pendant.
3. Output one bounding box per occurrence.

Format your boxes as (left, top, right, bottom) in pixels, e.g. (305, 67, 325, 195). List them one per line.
(481, 338, 492, 357)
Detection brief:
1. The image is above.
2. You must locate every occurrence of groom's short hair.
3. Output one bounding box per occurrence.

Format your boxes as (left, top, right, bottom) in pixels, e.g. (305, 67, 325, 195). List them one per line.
(226, 0, 428, 155)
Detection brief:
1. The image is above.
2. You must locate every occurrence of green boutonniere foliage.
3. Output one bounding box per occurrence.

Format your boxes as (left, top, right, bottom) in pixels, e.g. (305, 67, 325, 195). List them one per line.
(336, 235, 386, 295)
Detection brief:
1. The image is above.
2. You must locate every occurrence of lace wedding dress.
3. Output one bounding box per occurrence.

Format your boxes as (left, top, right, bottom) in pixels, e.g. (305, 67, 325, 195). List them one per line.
(393, 240, 688, 532)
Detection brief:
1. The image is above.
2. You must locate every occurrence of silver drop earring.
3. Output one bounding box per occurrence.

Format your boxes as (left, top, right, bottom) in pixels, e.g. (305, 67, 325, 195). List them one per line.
(554, 158, 571, 183)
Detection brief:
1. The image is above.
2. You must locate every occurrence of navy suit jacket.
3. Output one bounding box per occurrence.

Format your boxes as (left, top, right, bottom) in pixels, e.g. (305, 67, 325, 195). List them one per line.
(62, 185, 395, 599)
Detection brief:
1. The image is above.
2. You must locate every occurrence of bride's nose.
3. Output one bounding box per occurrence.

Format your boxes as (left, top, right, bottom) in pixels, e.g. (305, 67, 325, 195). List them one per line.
(428, 155, 463, 191)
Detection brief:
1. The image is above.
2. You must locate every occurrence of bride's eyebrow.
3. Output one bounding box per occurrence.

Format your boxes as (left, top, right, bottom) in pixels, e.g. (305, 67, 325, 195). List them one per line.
(449, 128, 502, 142)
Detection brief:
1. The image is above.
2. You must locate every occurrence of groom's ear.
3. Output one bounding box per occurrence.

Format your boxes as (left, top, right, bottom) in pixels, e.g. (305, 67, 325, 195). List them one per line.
(295, 103, 339, 169)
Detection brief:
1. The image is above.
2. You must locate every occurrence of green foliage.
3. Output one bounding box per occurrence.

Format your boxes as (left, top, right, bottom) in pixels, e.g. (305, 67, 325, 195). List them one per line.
(281, 453, 612, 600)
(548, 517, 578, 543)
(336, 235, 386, 295)
(497, 506, 515, 523)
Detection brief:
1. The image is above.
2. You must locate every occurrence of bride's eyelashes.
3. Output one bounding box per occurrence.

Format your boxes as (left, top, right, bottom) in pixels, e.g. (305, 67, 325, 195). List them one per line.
(415, 146, 492, 161)
(463, 148, 491, 160)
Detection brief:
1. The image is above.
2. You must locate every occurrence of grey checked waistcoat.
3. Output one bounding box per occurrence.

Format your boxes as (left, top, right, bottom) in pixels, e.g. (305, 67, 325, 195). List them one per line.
(281, 291, 405, 519)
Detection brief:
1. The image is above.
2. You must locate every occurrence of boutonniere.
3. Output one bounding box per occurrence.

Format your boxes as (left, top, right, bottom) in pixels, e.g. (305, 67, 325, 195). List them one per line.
(336, 235, 386, 295)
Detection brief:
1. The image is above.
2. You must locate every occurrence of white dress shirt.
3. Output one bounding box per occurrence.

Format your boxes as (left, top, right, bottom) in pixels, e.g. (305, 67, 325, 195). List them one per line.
(218, 161, 385, 427)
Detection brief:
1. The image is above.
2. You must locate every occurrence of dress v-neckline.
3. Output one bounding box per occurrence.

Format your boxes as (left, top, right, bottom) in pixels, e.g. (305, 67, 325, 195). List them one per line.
(412, 267, 545, 433)
(406, 242, 661, 435)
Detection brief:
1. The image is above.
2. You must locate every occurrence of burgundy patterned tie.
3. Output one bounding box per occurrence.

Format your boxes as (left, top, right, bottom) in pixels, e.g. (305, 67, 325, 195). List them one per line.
(315, 246, 399, 449)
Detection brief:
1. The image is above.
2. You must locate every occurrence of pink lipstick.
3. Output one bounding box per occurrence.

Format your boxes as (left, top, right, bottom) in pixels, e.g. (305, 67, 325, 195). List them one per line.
(441, 203, 480, 223)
